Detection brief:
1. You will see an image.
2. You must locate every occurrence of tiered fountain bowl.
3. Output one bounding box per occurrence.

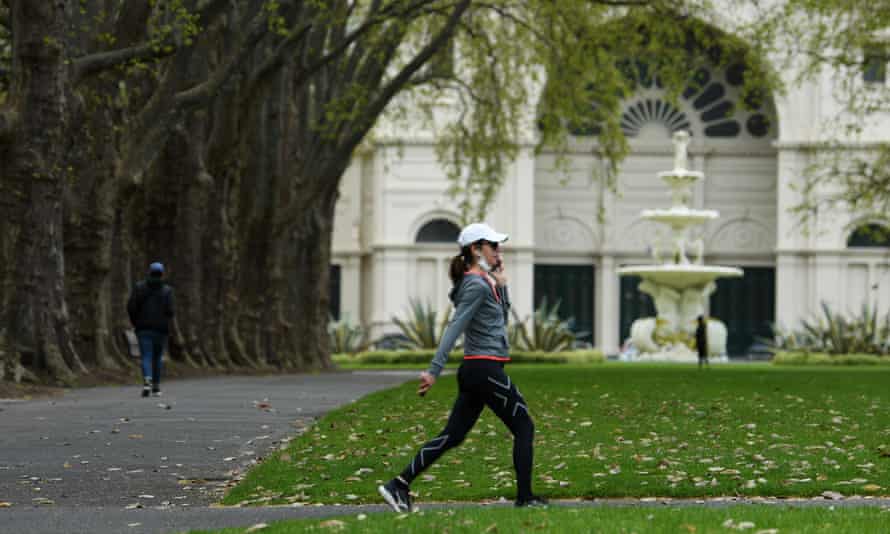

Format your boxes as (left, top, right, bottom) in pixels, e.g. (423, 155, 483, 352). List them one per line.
(617, 131, 742, 362)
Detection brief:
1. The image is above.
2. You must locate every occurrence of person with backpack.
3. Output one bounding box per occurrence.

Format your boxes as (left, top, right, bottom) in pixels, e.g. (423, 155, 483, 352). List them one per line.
(378, 223, 546, 512)
(127, 262, 175, 397)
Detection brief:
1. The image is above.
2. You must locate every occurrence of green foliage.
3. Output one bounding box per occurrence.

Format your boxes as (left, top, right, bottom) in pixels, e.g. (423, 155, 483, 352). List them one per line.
(331, 349, 604, 365)
(327, 315, 369, 355)
(769, 301, 890, 356)
(509, 297, 587, 352)
(146, 0, 200, 51)
(773, 351, 890, 366)
(761, 0, 890, 225)
(390, 298, 453, 350)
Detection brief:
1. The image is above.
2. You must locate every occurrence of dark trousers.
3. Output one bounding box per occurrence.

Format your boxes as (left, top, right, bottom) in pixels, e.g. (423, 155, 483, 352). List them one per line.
(137, 330, 166, 386)
(400, 359, 535, 500)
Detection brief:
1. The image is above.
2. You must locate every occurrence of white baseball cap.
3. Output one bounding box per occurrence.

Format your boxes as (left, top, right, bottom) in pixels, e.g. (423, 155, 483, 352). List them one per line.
(457, 222, 509, 247)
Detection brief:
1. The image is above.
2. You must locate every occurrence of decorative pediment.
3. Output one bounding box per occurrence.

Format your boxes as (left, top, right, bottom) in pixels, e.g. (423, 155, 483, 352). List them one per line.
(708, 218, 775, 253)
(537, 215, 599, 251)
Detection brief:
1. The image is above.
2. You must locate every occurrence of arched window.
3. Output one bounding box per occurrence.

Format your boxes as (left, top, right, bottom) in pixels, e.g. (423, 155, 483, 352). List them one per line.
(847, 224, 890, 248)
(571, 62, 774, 141)
(415, 219, 460, 243)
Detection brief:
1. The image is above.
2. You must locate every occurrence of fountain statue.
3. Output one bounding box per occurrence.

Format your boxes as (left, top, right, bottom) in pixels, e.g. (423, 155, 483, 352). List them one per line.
(617, 131, 742, 362)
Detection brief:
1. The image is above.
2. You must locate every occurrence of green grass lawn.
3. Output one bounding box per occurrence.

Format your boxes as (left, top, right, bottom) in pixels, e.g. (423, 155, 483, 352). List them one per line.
(222, 364, 890, 507)
(193, 505, 890, 533)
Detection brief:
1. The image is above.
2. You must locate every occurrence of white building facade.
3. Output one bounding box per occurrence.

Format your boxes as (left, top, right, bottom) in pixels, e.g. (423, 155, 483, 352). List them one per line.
(328, 10, 890, 356)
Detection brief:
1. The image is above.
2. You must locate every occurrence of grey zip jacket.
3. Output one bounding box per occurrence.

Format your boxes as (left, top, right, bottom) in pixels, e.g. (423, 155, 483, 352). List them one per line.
(427, 273, 511, 378)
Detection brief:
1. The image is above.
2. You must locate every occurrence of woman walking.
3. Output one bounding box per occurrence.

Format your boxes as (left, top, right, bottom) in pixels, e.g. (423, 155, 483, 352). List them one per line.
(378, 223, 546, 512)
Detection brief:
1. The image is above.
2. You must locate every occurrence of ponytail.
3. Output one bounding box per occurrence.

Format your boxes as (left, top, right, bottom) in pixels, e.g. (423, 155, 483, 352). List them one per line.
(449, 246, 474, 286)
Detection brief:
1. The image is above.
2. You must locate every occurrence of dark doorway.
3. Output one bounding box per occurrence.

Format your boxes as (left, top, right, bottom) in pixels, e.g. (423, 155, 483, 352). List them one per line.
(533, 265, 595, 343)
(329, 264, 342, 320)
(709, 266, 775, 357)
(619, 275, 656, 343)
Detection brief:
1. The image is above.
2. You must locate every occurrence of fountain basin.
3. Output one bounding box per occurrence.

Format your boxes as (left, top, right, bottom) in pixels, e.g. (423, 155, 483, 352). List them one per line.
(617, 264, 742, 290)
(641, 208, 718, 229)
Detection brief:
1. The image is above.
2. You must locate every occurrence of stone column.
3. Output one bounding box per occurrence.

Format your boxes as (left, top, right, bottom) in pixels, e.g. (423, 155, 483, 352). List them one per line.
(597, 255, 620, 354)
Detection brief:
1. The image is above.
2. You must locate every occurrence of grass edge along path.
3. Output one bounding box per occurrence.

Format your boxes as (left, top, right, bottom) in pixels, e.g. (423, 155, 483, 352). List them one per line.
(222, 364, 890, 507)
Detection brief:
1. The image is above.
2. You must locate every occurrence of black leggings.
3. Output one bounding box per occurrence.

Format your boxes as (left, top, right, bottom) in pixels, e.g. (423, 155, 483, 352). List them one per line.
(399, 359, 535, 500)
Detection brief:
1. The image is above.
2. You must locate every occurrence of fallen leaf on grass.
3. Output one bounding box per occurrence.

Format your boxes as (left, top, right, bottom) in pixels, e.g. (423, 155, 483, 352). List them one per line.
(245, 524, 269, 533)
(319, 519, 346, 530)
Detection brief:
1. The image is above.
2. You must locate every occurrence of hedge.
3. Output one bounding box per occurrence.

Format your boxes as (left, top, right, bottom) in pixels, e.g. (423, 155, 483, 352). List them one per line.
(333, 349, 605, 365)
(772, 351, 890, 366)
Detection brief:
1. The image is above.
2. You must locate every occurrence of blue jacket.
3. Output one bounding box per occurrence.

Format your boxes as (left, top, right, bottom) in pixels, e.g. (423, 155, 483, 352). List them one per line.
(427, 273, 511, 377)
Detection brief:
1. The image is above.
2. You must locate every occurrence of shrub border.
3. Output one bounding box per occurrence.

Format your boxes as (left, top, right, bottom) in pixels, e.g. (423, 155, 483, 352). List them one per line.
(333, 349, 604, 365)
(773, 351, 890, 366)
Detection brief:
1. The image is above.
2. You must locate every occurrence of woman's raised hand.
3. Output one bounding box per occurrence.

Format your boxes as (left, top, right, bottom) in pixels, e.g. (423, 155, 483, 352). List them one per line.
(490, 259, 508, 287)
(418, 371, 436, 396)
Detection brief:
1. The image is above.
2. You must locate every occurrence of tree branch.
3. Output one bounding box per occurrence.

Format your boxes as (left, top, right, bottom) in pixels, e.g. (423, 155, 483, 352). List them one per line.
(341, 0, 472, 150)
(71, 0, 233, 82)
(247, 21, 314, 92)
(174, 7, 271, 108)
(72, 43, 172, 81)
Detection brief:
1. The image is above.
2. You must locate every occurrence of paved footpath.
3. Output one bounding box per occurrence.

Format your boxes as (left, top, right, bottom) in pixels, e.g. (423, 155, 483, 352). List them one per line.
(3, 371, 889, 534)
(0, 371, 412, 534)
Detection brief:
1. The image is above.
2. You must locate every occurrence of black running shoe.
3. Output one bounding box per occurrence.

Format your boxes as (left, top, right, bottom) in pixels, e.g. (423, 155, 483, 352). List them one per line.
(515, 495, 548, 508)
(141, 380, 151, 398)
(378, 478, 412, 513)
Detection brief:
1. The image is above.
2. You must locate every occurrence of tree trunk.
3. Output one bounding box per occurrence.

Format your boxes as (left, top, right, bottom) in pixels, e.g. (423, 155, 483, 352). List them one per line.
(63, 101, 129, 372)
(2, 0, 87, 384)
(163, 121, 224, 368)
(287, 188, 338, 371)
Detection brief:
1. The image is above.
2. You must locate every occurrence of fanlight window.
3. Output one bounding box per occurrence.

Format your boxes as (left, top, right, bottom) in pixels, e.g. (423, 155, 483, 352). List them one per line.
(569, 60, 774, 140)
(416, 219, 460, 243)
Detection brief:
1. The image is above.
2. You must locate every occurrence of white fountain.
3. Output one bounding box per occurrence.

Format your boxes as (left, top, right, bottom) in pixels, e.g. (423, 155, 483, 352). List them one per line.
(617, 131, 742, 362)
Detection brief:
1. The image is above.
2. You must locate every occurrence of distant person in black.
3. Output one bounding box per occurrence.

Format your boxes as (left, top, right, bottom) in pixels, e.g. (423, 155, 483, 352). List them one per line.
(128, 262, 175, 397)
(695, 315, 708, 369)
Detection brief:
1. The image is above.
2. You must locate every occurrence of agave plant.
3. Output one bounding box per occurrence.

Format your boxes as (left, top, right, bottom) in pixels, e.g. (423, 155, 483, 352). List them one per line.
(771, 301, 890, 356)
(509, 297, 585, 352)
(391, 298, 453, 350)
(328, 315, 369, 355)
(764, 323, 818, 353)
